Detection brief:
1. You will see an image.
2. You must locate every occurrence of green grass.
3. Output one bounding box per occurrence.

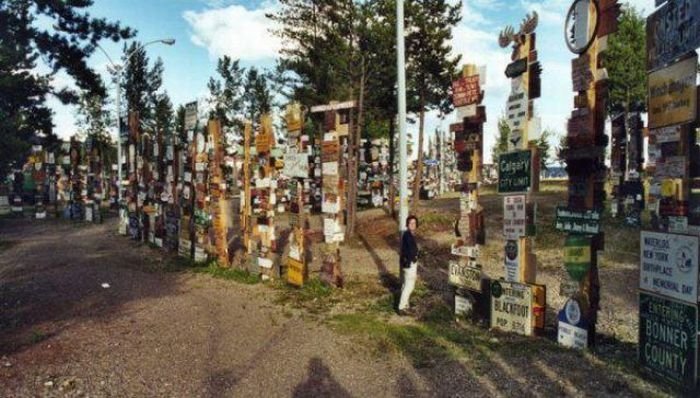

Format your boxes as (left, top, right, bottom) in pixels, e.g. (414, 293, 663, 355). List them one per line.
(191, 262, 260, 284)
(273, 278, 338, 313)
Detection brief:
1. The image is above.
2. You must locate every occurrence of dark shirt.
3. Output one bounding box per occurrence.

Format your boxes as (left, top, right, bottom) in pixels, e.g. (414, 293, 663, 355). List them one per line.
(400, 230, 418, 268)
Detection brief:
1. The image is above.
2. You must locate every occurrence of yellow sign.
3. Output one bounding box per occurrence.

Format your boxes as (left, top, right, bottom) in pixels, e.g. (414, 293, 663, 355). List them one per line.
(564, 245, 591, 264)
(648, 55, 697, 129)
(287, 257, 305, 287)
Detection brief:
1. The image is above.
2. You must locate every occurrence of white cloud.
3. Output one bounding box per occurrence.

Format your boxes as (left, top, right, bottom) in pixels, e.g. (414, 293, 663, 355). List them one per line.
(520, 0, 569, 26)
(183, 4, 281, 61)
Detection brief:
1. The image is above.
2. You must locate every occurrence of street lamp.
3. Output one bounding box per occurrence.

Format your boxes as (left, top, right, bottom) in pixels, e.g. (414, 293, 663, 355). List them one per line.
(95, 38, 175, 209)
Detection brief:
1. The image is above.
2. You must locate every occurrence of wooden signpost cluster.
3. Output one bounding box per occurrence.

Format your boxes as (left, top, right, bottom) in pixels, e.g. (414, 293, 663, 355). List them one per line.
(610, 108, 645, 226)
(283, 102, 309, 287)
(448, 64, 488, 320)
(557, 0, 619, 350)
(640, 0, 700, 391)
(240, 114, 278, 279)
(310, 100, 356, 287)
(494, 13, 546, 336)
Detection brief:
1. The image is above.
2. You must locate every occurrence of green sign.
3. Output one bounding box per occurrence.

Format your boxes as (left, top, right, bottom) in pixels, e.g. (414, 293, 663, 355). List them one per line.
(639, 292, 698, 390)
(555, 206, 601, 234)
(498, 150, 531, 193)
(564, 235, 591, 282)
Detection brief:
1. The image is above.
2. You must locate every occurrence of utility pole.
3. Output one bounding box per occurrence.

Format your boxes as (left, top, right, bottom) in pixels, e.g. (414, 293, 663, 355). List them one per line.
(396, 0, 408, 233)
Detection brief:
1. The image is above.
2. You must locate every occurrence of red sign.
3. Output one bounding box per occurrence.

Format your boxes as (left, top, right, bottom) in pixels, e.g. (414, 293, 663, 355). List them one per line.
(452, 75, 481, 107)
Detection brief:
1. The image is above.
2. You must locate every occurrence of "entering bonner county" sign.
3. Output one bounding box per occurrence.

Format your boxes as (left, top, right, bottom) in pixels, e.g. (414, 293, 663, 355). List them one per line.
(640, 231, 699, 304)
(639, 291, 698, 390)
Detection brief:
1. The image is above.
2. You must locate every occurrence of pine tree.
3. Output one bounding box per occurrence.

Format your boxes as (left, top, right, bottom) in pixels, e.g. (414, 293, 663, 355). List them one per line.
(605, 5, 646, 114)
(76, 92, 117, 167)
(491, 116, 510, 164)
(243, 67, 273, 125)
(121, 43, 164, 125)
(0, 0, 134, 176)
(207, 55, 245, 132)
(406, 0, 461, 209)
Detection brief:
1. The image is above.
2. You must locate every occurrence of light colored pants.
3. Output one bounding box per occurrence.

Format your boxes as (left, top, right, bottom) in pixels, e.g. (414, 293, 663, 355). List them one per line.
(398, 262, 417, 310)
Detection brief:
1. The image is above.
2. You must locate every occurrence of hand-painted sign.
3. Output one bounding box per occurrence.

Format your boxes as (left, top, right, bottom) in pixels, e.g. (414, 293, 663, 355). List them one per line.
(555, 206, 601, 234)
(452, 75, 482, 107)
(504, 195, 527, 239)
(490, 280, 533, 336)
(639, 291, 698, 389)
(647, 0, 700, 71)
(498, 150, 531, 193)
(640, 231, 699, 304)
(448, 261, 482, 292)
(283, 152, 309, 178)
(648, 54, 697, 129)
(571, 54, 593, 92)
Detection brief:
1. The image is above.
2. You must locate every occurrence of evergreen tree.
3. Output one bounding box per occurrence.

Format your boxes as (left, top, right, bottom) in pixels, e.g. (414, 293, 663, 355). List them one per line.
(154, 92, 174, 136)
(605, 5, 646, 114)
(534, 128, 555, 171)
(0, 0, 134, 176)
(243, 67, 273, 124)
(76, 92, 116, 167)
(207, 55, 245, 132)
(406, 0, 461, 209)
(491, 116, 510, 164)
(121, 43, 164, 124)
(174, 104, 187, 146)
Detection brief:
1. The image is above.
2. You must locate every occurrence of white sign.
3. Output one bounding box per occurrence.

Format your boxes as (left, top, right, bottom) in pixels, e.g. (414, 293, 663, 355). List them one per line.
(490, 280, 533, 336)
(322, 162, 338, 176)
(640, 231, 699, 304)
(455, 293, 474, 317)
(283, 153, 309, 178)
(504, 195, 527, 239)
(558, 321, 588, 349)
(504, 240, 520, 282)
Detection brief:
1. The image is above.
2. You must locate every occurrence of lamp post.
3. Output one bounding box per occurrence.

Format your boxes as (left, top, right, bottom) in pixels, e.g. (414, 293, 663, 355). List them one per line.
(396, 0, 408, 233)
(95, 38, 175, 205)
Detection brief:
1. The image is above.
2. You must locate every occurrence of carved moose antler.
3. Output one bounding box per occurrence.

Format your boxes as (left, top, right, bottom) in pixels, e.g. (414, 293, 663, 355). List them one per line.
(498, 11, 539, 48)
(519, 11, 538, 35)
(498, 25, 515, 48)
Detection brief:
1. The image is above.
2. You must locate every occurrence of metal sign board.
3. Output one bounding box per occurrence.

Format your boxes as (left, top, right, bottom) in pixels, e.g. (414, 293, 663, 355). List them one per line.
(310, 100, 357, 113)
(504, 58, 527, 78)
(639, 291, 698, 390)
(184, 101, 198, 131)
(564, 235, 591, 281)
(448, 261, 482, 292)
(504, 195, 527, 239)
(490, 280, 533, 336)
(498, 150, 531, 193)
(640, 231, 699, 304)
(648, 54, 698, 129)
(557, 298, 588, 349)
(555, 206, 601, 234)
(287, 257, 305, 287)
(504, 240, 520, 282)
(647, 0, 700, 71)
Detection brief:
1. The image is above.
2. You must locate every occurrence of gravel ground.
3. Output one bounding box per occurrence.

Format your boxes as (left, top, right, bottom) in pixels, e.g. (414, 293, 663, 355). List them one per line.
(0, 193, 678, 397)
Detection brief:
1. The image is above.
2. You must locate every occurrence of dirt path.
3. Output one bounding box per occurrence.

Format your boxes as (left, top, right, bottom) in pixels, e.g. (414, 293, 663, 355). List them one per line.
(0, 204, 674, 397)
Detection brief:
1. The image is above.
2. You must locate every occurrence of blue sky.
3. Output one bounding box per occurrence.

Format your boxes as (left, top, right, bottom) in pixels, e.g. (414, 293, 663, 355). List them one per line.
(47, 0, 657, 163)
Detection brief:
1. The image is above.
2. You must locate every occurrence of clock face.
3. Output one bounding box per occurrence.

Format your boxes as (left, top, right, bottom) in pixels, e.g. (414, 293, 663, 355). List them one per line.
(564, 0, 599, 54)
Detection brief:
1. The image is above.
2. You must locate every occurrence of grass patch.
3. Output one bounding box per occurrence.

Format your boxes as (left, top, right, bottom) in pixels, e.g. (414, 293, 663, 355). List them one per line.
(191, 262, 260, 284)
(273, 278, 338, 314)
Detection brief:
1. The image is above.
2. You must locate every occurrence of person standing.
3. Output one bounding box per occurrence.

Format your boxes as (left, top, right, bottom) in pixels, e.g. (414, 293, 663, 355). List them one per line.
(398, 215, 419, 315)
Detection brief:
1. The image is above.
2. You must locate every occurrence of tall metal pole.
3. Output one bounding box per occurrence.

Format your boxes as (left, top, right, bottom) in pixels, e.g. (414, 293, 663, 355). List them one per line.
(396, 0, 408, 233)
(115, 70, 122, 203)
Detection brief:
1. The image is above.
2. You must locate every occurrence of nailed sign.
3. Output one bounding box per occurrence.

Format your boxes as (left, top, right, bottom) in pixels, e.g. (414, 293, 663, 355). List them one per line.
(184, 102, 198, 131)
(555, 206, 601, 234)
(490, 280, 533, 336)
(639, 291, 698, 389)
(448, 262, 483, 292)
(452, 75, 482, 107)
(283, 152, 309, 179)
(498, 150, 531, 193)
(647, 0, 700, 71)
(648, 54, 697, 129)
(505, 58, 527, 78)
(640, 231, 699, 304)
(564, 235, 591, 281)
(504, 195, 527, 239)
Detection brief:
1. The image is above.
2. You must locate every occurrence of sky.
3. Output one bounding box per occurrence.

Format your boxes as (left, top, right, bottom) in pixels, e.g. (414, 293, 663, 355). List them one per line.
(46, 0, 658, 163)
